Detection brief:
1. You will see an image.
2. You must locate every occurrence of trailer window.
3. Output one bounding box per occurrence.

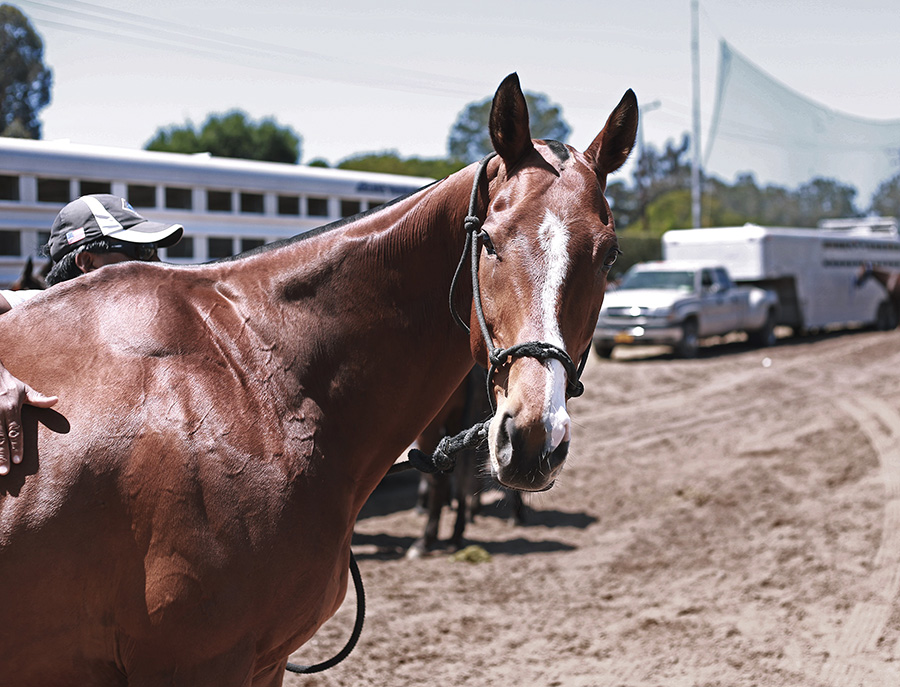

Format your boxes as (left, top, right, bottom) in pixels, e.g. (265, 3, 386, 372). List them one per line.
(80, 180, 112, 196)
(37, 178, 70, 204)
(166, 236, 194, 259)
(208, 190, 233, 212)
(0, 175, 19, 201)
(240, 192, 264, 214)
(208, 237, 234, 258)
(0, 231, 20, 256)
(341, 200, 361, 217)
(307, 197, 329, 217)
(165, 186, 193, 210)
(127, 184, 156, 208)
(241, 238, 265, 252)
(277, 195, 300, 216)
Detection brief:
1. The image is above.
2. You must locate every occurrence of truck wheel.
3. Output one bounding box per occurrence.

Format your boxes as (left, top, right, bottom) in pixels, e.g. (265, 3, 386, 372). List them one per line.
(593, 341, 614, 359)
(748, 310, 777, 347)
(674, 319, 699, 358)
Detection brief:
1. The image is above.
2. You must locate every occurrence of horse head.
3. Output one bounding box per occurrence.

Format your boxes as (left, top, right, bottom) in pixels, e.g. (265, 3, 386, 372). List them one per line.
(856, 261, 875, 287)
(11, 256, 48, 291)
(469, 73, 638, 492)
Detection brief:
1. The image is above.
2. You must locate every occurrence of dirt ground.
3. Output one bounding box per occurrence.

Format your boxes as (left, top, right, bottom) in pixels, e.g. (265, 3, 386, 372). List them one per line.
(286, 327, 900, 687)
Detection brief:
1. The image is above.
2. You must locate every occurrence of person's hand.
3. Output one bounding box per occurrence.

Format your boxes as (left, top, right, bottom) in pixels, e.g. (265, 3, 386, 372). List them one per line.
(0, 365, 57, 475)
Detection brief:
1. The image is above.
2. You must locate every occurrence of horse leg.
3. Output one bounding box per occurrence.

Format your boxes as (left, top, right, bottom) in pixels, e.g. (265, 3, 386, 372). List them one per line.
(509, 490, 527, 526)
(407, 473, 450, 558)
(450, 450, 477, 551)
(424, 473, 449, 548)
(415, 473, 429, 514)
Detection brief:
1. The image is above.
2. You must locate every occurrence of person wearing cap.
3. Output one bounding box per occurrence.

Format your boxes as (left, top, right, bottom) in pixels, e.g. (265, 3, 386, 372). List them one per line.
(0, 195, 184, 474)
(0, 194, 183, 313)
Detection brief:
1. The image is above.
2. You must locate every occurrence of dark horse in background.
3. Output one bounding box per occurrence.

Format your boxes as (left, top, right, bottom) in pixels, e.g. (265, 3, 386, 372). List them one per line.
(0, 74, 638, 686)
(857, 262, 900, 330)
(9, 256, 49, 291)
(407, 366, 527, 558)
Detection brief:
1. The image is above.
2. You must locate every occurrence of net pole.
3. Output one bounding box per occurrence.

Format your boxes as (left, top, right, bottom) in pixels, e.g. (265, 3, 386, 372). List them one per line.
(690, 0, 702, 228)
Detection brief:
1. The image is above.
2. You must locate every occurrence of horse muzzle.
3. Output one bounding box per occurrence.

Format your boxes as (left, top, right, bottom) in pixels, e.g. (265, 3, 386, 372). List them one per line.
(488, 405, 570, 492)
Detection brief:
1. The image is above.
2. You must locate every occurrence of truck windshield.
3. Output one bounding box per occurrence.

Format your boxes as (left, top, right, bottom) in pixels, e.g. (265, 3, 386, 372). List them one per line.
(619, 270, 694, 292)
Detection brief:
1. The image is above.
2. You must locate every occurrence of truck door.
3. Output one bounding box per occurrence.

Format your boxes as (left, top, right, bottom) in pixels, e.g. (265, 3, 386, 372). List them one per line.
(700, 268, 739, 335)
(715, 267, 744, 332)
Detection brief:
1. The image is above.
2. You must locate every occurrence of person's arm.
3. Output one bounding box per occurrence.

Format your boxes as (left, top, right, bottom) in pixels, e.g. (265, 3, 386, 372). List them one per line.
(0, 363, 58, 475)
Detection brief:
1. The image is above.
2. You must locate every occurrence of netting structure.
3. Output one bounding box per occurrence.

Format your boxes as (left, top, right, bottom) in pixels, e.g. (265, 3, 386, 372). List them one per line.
(704, 40, 900, 204)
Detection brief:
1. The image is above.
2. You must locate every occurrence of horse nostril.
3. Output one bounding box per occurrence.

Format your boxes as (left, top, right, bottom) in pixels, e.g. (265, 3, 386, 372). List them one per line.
(547, 441, 569, 472)
(495, 411, 515, 469)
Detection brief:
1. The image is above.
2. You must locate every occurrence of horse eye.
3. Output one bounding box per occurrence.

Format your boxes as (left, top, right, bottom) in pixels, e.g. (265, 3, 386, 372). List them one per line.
(603, 248, 621, 270)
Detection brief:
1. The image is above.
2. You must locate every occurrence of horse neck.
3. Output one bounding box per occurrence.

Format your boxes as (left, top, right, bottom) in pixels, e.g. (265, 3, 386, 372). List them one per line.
(871, 268, 895, 291)
(232, 167, 484, 475)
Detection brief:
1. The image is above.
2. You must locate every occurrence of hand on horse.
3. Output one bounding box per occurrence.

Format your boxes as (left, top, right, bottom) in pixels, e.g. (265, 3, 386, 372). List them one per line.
(0, 364, 57, 475)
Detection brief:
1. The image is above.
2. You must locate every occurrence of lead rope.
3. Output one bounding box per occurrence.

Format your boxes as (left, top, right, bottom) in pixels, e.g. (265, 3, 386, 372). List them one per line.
(285, 552, 365, 674)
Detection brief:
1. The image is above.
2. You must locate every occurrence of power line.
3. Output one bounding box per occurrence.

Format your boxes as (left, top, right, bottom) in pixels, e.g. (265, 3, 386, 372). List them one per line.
(18, 0, 489, 99)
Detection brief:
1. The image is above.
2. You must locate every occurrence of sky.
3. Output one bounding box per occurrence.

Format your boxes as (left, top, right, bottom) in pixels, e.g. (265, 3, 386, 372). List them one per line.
(14, 0, 900, 187)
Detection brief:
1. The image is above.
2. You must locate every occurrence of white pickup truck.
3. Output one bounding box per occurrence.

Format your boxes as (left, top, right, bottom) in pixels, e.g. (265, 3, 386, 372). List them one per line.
(594, 261, 779, 358)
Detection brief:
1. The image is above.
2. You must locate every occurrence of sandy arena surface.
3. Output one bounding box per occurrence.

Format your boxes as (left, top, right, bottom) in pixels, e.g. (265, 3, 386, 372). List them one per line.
(286, 328, 900, 687)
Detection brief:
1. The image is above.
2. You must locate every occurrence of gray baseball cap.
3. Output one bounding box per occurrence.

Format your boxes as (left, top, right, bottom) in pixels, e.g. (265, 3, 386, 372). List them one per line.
(48, 194, 183, 262)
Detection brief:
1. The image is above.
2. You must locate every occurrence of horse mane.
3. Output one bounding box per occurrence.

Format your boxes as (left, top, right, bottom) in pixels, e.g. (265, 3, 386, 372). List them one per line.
(212, 178, 443, 265)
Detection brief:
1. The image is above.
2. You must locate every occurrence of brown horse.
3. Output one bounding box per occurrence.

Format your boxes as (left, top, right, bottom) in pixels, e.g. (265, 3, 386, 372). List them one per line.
(408, 366, 494, 557)
(0, 74, 637, 686)
(856, 262, 900, 329)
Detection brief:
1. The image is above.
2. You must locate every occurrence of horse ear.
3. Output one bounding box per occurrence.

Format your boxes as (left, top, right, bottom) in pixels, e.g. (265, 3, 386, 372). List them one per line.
(584, 89, 639, 182)
(489, 73, 535, 165)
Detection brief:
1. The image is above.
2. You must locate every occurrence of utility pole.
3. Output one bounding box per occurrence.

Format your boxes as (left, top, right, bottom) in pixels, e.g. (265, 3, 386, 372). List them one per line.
(691, 0, 702, 228)
(637, 101, 662, 158)
(637, 100, 661, 233)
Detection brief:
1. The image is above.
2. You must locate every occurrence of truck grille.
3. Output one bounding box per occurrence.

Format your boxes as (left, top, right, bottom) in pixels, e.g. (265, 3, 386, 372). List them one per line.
(605, 306, 647, 318)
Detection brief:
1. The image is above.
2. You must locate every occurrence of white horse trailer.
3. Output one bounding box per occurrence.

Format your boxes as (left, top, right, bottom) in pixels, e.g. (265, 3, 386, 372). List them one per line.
(0, 138, 434, 287)
(662, 219, 900, 332)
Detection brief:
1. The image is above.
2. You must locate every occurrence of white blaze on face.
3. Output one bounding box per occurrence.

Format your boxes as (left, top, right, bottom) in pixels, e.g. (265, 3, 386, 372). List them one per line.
(537, 210, 572, 450)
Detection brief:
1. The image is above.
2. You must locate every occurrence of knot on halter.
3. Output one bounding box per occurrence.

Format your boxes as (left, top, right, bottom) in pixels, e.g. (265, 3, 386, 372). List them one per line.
(464, 215, 481, 233)
(464, 215, 497, 256)
(406, 418, 492, 474)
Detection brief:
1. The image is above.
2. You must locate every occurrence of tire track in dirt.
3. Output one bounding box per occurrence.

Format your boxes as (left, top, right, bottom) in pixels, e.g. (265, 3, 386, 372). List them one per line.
(582, 334, 900, 459)
(585, 332, 900, 426)
(297, 331, 900, 687)
(821, 395, 900, 685)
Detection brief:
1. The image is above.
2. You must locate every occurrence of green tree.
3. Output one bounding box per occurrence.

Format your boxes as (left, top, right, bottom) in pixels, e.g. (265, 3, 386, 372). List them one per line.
(145, 110, 302, 163)
(703, 175, 860, 228)
(337, 150, 464, 179)
(793, 178, 860, 225)
(448, 90, 570, 163)
(870, 173, 900, 218)
(629, 135, 692, 232)
(624, 135, 864, 233)
(605, 179, 639, 232)
(0, 4, 52, 139)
